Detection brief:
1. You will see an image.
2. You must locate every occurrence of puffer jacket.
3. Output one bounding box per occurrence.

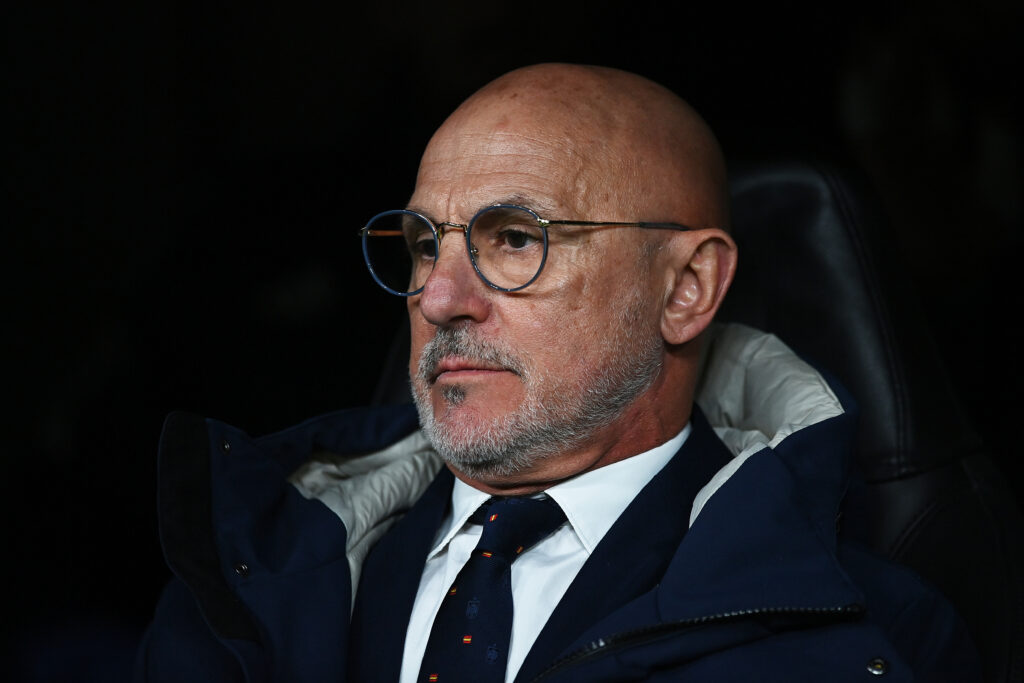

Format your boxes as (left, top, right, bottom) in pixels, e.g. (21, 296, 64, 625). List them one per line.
(134, 324, 980, 682)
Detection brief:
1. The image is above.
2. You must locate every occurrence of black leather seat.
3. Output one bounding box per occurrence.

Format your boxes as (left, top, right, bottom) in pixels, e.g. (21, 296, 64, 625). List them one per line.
(371, 161, 1024, 682)
(719, 161, 1024, 683)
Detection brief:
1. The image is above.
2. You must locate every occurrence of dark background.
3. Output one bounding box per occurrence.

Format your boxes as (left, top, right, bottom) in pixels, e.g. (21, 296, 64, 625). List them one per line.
(7, 1, 1022, 679)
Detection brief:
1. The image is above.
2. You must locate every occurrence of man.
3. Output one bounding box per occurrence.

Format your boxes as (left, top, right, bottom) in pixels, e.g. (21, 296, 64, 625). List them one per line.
(135, 64, 978, 681)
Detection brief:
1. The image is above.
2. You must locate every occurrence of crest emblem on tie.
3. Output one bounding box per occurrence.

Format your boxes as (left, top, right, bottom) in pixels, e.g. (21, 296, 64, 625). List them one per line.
(486, 644, 500, 664)
(466, 598, 480, 619)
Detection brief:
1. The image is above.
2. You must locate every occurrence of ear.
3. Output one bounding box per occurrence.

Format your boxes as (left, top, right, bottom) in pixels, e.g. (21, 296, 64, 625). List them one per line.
(660, 229, 738, 345)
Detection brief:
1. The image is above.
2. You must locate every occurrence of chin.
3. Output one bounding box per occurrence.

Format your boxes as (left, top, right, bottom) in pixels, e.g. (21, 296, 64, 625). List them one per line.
(431, 381, 521, 420)
(413, 386, 571, 480)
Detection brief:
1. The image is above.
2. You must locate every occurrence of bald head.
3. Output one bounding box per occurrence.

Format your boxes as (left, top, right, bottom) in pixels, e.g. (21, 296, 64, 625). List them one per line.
(404, 64, 738, 492)
(416, 63, 729, 232)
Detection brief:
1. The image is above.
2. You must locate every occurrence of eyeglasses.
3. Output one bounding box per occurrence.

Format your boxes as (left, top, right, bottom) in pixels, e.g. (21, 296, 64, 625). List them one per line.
(360, 203, 694, 296)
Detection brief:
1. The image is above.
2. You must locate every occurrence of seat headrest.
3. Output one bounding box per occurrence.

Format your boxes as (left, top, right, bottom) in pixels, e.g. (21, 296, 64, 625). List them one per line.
(719, 161, 981, 481)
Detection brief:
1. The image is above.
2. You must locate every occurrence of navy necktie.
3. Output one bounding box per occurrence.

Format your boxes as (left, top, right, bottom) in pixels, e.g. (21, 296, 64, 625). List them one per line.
(418, 496, 566, 683)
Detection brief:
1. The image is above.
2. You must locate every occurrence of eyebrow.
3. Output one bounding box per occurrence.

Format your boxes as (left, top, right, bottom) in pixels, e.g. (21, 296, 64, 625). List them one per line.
(401, 193, 565, 223)
(492, 193, 559, 216)
(405, 194, 562, 220)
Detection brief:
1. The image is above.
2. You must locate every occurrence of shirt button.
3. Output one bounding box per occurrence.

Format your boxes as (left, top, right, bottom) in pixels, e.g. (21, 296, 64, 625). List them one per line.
(221, 439, 231, 454)
(866, 657, 888, 675)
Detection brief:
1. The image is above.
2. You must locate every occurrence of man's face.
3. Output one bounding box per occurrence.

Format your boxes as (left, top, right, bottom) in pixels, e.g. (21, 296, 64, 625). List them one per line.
(406, 106, 665, 481)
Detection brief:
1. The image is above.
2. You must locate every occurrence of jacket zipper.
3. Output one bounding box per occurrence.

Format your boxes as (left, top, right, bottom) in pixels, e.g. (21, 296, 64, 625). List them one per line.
(530, 603, 865, 681)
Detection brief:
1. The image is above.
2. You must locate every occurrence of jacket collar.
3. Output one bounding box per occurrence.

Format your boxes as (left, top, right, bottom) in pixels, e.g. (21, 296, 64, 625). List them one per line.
(656, 413, 864, 623)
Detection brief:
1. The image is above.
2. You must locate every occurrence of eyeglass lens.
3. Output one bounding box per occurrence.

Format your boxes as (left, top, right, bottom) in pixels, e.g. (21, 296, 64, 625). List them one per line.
(363, 206, 546, 294)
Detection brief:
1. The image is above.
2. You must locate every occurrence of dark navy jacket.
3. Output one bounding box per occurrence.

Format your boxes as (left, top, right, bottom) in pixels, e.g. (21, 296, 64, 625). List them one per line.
(134, 329, 980, 682)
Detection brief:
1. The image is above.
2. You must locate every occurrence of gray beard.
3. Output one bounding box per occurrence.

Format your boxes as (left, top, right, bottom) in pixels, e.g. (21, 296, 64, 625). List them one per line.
(410, 302, 663, 479)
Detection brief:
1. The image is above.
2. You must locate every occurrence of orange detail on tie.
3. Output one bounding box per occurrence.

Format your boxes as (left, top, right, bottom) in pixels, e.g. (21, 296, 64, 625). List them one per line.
(449, 587, 457, 595)
(516, 545, 524, 554)
(481, 551, 493, 558)
(489, 513, 498, 522)
(462, 635, 472, 644)
(428, 675, 439, 682)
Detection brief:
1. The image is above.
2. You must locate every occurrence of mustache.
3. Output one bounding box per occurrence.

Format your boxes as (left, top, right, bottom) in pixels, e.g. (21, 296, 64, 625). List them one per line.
(417, 327, 527, 383)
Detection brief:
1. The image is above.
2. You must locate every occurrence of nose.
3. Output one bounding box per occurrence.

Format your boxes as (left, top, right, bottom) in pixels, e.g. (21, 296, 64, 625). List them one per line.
(414, 225, 491, 326)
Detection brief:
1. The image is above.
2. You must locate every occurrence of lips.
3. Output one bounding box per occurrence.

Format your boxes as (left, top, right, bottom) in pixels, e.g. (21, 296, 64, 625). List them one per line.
(416, 327, 527, 387)
(430, 355, 515, 383)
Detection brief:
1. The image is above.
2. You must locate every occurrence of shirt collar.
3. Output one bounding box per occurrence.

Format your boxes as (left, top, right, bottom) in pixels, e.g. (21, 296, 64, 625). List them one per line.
(428, 423, 691, 559)
(427, 478, 492, 560)
(546, 424, 690, 553)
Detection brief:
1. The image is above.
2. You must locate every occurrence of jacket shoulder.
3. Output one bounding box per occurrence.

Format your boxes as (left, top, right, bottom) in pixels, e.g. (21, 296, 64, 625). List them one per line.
(839, 541, 982, 682)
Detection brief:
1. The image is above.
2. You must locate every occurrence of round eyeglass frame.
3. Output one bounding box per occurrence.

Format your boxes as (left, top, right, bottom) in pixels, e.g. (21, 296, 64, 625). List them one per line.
(360, 203, 696, 296)
(360, 203, 551, 296)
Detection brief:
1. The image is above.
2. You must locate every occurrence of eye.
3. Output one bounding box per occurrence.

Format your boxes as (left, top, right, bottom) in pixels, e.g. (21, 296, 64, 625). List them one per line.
(497, 227, 540, 250)
(408, 234, 437, 260)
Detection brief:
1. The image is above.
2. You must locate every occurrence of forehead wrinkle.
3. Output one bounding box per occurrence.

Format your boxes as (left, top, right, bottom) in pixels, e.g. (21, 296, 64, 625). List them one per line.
(412, 168, 570, 210)
(462, 127, 581, 150)
(424, 131, 586, 177)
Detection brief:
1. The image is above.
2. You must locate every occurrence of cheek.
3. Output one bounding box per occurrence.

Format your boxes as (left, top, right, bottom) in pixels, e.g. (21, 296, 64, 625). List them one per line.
(503, 301, 600, 381)
(510, 258, 624, 364)
(528, 254, 590, 314)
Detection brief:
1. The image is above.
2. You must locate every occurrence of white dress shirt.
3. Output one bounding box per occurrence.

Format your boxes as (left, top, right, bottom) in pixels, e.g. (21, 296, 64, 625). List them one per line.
(399, 424, 691, 683)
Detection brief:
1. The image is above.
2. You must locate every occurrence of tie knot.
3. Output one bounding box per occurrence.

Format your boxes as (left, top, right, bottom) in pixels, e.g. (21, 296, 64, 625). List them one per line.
(471, 496, 565, 562)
